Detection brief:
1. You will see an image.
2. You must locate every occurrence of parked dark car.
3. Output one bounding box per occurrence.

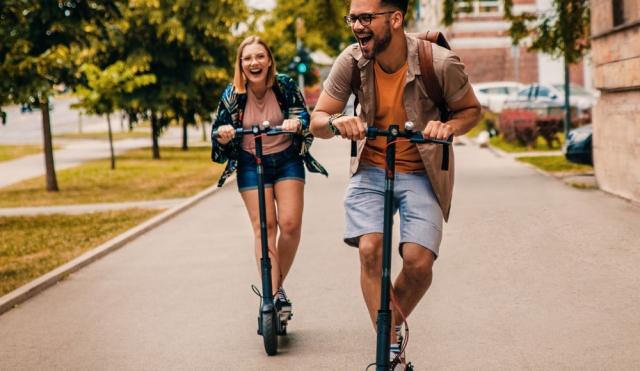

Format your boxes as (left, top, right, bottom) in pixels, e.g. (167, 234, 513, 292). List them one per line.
(564, 124, 593, 165)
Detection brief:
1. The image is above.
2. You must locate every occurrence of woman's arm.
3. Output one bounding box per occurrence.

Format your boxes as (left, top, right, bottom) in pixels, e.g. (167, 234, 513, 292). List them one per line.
(211, 85, 235, 163)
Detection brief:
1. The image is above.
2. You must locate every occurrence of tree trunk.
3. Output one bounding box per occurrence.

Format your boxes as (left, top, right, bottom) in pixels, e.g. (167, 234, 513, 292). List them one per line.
(563, 59, 571, 140)
(151, 112, 160, 159)
(41, 97, 59, 192)
(107, 113, 116, 169)
(182, 117, 188, 151)
(201, 119, 207, 142)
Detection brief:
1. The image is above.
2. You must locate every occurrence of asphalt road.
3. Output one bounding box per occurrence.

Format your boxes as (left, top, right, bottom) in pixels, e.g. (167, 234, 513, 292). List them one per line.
(0, 139, 638, 370)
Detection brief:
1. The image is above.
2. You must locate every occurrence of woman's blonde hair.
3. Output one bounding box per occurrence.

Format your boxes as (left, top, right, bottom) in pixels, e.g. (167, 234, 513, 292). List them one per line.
(233, 36, 277, 94)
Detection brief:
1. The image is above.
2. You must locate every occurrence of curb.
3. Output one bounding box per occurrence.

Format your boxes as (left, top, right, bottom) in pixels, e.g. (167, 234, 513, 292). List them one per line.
(0, 178, 231, 316)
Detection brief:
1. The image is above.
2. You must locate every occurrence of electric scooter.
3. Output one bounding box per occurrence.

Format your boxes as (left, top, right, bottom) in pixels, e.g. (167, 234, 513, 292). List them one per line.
(363, 122, 451, 371)
(213, 121, 293, 356)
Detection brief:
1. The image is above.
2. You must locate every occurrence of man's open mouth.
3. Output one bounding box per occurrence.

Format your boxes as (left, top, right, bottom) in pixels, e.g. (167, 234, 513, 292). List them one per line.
(357, 34, 373, 48)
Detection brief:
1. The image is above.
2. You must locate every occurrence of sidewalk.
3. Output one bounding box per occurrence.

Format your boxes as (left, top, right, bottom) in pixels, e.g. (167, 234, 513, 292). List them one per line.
(0, 198, 185, 216)
(0, 139, 639, 370)
(0, 127, 200, 188)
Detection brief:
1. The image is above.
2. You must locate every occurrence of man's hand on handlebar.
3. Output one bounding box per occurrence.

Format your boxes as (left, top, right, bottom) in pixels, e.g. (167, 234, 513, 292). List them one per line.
(215, 125, 235, 144)
(422, 120, 454, 141)
(333, 115, 367, 141)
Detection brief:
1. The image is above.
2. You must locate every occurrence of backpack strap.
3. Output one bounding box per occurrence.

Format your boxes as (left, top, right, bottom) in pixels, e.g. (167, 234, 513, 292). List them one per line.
(350, 58, 360, 157)
(417, 40, 451, 170)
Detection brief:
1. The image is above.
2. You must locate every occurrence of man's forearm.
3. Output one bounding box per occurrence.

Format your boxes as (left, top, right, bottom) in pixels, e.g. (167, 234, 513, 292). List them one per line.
(448, 106, 481, 136)
(310, 112, 336, 139)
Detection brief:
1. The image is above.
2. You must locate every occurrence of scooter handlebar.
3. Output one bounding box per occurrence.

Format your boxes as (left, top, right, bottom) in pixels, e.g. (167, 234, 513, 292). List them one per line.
(212, 122, 294, 138)
(365, 122, 453, 145)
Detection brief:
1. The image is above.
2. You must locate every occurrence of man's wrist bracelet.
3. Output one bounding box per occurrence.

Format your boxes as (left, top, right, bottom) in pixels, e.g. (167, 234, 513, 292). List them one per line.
(327, 113, 344, 135)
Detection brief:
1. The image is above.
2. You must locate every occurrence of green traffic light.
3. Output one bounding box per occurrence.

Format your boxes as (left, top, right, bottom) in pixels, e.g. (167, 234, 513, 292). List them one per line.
(297, 63, 307, 74)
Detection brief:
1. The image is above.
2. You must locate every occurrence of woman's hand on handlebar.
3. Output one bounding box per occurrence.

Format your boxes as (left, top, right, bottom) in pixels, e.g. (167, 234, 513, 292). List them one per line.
(282, 118, 301, 133)
(422, 120, 454, 141)
(216, 125, 235, 144)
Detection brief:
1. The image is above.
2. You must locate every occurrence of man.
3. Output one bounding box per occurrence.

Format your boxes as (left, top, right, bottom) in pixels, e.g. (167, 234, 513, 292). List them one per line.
(310, 0, 481, 367)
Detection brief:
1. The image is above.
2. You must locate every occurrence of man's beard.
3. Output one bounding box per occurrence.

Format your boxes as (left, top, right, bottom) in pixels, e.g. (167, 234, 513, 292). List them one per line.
(362, 25, 392, 60)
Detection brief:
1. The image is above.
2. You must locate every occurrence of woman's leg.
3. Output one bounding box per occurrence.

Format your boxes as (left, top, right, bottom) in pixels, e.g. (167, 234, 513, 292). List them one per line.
(273, 179, 304, 285)
(240, 187, 281, 295)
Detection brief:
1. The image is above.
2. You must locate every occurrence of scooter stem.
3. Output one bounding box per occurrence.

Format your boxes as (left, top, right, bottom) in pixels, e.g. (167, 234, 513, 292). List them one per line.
(375, 125, 399, 370)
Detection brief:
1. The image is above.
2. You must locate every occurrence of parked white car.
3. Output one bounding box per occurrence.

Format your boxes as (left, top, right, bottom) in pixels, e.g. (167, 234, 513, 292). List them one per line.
(508, 83, 598, 111)
(472, 81, 524, 113)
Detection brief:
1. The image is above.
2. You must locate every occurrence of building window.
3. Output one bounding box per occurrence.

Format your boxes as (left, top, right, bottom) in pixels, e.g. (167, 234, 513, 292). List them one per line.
(457, 0, 503, 17)
(613, 0, 626, 26)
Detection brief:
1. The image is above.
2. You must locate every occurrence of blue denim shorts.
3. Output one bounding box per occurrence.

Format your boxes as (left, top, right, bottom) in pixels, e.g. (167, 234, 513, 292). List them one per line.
(343, 165, 443, 256)
(236, 145, 305, 192)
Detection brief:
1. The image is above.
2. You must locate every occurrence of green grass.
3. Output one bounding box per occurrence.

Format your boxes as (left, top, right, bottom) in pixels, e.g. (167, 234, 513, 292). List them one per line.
(55, 131, 150, 140)
(0, 146, 224, 208)
(0, 145, 43, 162)
(0, 209, 160, 296)
(465, 111, 498, 139)
(490, 134, 565, 153)
(517, 155, 593, 173)
(465, 122, 485, 138)
(0, 145, 60, 162)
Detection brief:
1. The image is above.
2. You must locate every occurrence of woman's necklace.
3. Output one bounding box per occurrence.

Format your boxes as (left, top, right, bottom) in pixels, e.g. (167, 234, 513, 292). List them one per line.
(251, 88, 269, 109)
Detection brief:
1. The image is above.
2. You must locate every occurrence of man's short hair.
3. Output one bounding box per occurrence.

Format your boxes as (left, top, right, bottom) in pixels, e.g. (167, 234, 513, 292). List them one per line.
(380, 0, 409, 14)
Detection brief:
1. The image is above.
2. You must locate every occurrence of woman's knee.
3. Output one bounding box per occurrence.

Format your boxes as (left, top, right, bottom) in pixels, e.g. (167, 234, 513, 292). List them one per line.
(278, 217, 301, 237)
(252, 220, 277, 238)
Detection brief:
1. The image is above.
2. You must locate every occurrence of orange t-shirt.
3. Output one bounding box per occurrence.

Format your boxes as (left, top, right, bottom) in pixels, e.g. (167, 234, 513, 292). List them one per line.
(360, 61, 424, 172)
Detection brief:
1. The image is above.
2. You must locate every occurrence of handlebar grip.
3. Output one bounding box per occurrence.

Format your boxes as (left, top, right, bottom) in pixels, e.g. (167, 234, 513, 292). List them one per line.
(211, 128, 244, 138)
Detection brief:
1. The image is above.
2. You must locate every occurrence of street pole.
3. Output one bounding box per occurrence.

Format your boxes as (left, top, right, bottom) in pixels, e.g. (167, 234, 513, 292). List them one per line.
(563, 57, 571, 140)
(511, 44, 520, 82)
(296, 17, 305, 101)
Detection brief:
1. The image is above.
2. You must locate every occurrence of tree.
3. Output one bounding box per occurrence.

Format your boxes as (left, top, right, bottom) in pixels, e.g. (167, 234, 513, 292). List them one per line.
(0, 1, 121, 191)
(73, 60, 156, 169)
(112, 0, 247, 158)
(443, 0, 590, 136)
(253, 0, 353, 85)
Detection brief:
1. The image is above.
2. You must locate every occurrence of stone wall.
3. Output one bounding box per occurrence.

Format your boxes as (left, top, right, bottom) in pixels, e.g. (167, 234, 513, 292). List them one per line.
(456, 47, 538, 83)
(591, 0, 640, 203)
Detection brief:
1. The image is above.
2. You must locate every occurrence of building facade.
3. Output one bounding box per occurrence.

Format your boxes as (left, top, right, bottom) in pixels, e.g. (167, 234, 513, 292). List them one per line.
(591, 0, 640, 202)
(411, 0, 588, 86)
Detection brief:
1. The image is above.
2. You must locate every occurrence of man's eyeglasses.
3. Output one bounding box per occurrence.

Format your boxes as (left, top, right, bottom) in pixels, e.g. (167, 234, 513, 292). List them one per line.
(343, 11, 396, 27)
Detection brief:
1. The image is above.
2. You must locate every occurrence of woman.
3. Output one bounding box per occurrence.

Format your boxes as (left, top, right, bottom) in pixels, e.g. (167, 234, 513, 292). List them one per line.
(211, 35, 327, 312)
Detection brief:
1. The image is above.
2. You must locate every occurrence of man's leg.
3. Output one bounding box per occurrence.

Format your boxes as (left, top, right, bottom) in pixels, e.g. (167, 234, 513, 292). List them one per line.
(392, 243, 436, 328)
(358, 233, 384, 326)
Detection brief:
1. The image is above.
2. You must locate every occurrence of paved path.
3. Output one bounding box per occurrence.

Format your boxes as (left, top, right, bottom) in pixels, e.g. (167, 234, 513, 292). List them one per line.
(0, 199, 185, 216)
(0, 139, 639, 370)
(0, 126, 206, 188)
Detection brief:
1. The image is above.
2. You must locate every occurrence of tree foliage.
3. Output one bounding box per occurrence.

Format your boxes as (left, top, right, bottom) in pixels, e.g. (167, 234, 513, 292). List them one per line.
(442, 0, 590, 63)
(112, 0, 247, 156)
(251, 0, 353, 83)
(0, 0, 121, 191)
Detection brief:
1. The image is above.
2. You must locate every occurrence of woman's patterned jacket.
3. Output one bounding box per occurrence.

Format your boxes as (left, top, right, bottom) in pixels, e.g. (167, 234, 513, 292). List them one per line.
(211, 73, 328, 186)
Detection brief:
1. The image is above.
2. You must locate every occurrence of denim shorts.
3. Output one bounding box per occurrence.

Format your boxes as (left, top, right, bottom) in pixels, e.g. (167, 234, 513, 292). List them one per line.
(343, 165, 443, 256)
(236, 145, 305, 192)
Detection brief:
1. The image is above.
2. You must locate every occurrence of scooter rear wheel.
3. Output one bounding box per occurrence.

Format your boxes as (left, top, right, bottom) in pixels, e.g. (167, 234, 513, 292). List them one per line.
(261, 310, 278, 355)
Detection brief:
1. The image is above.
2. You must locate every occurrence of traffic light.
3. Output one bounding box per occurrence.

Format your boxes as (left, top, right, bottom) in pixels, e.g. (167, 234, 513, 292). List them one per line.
(290, 47, 312, 76)
(297, 60, 308, 74)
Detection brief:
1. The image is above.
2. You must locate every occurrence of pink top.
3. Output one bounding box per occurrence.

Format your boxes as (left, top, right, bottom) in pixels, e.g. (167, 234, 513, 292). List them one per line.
(241, 88, 291, 155)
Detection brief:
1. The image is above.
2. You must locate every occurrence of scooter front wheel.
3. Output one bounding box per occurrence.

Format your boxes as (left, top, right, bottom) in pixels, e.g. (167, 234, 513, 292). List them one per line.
(261, 310, 278, 355)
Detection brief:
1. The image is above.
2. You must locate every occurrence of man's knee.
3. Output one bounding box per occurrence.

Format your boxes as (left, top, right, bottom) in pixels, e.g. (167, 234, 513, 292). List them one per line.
(401, 243, 435, 278)
(359, 234, 383, 274)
